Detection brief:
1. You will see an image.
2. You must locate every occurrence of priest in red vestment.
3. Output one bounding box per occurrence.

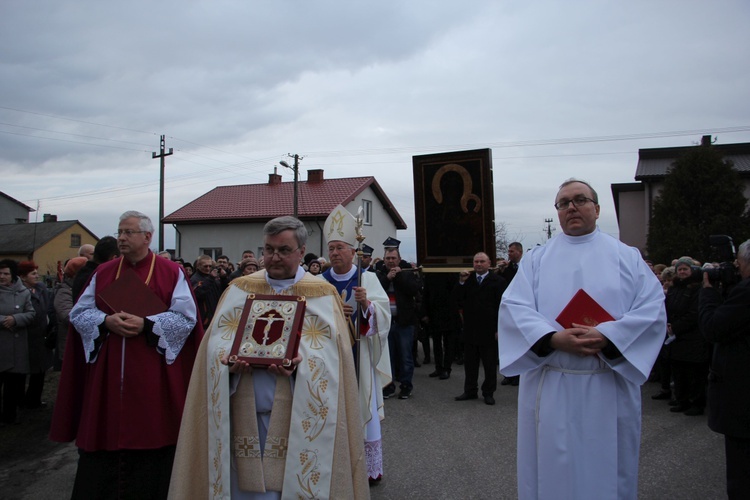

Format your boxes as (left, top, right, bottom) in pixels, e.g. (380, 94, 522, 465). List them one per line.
(50, 210, 203, 499)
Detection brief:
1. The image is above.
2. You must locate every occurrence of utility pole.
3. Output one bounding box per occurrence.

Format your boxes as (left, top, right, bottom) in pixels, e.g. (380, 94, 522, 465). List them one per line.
(279, 154, 303, 218)
(544, 218, 555, 240)
(152, 135, 173, 251)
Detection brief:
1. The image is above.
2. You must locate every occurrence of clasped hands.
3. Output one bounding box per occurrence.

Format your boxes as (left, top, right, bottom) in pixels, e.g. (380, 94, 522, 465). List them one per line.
(2, 315, 16, 330)
(105, 312, 144, 338)
(550, 323, 608, 357)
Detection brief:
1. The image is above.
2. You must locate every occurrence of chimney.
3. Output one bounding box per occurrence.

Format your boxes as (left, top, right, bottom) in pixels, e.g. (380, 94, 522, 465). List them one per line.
(307, 169, 324, 183)
(268, 167, 282, 185)
(42, 213, 58, 222)
(701, 135, 712, 146)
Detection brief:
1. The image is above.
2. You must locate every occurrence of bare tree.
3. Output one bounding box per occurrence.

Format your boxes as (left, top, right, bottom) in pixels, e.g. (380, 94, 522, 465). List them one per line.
(495, 222, 510, 258)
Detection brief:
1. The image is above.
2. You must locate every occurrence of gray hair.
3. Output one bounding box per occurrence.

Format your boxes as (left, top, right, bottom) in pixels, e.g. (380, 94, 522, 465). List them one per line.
(78, 244, 94, 257)
(120, 211, 155, 233)
(558, 178, 599, 204)
(739, 239, 750, 262)
(263, 216, 308, 247)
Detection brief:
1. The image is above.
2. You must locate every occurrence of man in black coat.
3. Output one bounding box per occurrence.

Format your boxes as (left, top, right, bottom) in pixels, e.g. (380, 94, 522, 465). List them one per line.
(699, 239, 750, 499)
(454, 252, 507, 405)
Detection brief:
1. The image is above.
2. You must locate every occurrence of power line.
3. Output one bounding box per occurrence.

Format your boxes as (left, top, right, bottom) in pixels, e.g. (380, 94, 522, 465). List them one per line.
(0, 105, 157, 136)
(0, 129, 151, 152)
(300, 125, 750, 158)
(0, 121, 154, 148)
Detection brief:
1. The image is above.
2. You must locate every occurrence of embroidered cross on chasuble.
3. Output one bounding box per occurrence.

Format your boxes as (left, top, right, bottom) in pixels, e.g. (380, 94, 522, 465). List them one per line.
(231, 373, 293, 492)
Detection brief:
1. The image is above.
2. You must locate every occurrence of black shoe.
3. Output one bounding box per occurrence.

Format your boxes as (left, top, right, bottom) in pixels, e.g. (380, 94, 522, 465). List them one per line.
(484, 395, 495, 406)
(439, 371, 450, 380)
(668, 399, 681, 407)
(651, 391, 671, 400)
(423, 357, 431, 364)
(510, 377, 519, 386)
(428, 370, 441, 378)
(455, 356, 464, 366)
(383, 385, 396, 399)
(670, 404, 691, 413)
(500, 378, 512, 386)
(398, 387, 412, 399)
(454, 393, 478, 401)
(414, 359, 421, 368)
(683, 406, 704, 416)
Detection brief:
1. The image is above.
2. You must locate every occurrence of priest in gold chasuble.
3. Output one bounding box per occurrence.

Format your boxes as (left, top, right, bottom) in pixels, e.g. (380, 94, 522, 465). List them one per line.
(170, 216, 368, 500)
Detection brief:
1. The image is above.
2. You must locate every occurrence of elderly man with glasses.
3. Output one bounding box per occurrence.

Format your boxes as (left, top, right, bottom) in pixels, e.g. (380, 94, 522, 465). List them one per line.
(50, 210, 203, 499)
(170, 216, 369, 499)
(498, 179, 666, 500)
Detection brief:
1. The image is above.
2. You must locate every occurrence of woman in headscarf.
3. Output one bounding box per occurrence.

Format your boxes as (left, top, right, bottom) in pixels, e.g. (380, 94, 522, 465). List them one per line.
(239, 256, 260, 276)
(308, 260, 322, 276)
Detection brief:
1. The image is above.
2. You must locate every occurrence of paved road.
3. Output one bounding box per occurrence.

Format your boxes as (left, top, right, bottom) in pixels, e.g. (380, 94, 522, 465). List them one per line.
(372, 356, 725, 500)
(1, 359, 726, 499)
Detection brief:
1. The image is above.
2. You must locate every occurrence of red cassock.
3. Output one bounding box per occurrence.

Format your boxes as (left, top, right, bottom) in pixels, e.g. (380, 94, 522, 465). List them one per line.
(50, 253, 204, 451)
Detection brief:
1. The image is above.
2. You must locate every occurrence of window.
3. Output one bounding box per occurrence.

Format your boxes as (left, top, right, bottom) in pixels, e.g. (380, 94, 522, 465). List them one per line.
(70, 234, 81, 247)
(199, 247, 223, 260)
(362, 199, 373, 226)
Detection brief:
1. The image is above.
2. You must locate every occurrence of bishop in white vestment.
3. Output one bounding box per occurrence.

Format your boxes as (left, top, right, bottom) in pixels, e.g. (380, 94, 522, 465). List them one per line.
(321, 204, 392, 482)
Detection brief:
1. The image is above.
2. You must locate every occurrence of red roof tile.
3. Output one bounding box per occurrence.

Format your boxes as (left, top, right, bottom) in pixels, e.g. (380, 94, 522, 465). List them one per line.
(164, 176, 406, 229)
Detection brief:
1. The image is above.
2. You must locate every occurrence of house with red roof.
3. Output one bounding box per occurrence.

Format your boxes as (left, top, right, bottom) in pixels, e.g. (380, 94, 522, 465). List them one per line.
(163, 169, 407, 263)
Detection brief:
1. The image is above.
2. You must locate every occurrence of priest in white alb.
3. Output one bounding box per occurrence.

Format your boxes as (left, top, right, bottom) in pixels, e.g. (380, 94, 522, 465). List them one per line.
(498, 179, 666, 500)
(321, 204, 391, 483)
(169, 216, 368, 500)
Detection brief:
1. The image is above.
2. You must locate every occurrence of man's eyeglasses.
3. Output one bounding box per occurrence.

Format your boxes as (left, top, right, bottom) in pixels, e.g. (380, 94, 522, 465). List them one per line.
(115, 229, 148, 236)
(554, 196, 597, 211)
(264, 245, 300, 258)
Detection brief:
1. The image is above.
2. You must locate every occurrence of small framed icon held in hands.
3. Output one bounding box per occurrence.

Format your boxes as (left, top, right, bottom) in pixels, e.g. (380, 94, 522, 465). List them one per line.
(228, 294, 305, 368)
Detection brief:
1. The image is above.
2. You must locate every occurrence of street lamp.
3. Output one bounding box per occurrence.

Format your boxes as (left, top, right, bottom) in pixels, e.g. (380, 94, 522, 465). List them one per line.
(280, 155, 300, 218)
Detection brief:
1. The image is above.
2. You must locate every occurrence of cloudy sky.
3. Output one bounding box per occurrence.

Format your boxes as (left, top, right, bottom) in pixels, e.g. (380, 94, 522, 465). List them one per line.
(2, 0, 749, 262)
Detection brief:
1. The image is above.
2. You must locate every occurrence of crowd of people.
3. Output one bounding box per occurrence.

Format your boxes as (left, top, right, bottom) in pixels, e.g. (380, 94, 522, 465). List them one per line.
(0, 176, 747, 498)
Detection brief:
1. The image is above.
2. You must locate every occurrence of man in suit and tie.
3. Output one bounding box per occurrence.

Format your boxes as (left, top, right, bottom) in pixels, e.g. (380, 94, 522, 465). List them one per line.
(454, 252, 508, 405)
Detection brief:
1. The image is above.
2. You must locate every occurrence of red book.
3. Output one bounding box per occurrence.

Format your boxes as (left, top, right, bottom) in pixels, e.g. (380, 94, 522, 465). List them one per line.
(97, 267, 168, 318)
(555, 289, 614, 329)
(229, 294, 305, 368)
